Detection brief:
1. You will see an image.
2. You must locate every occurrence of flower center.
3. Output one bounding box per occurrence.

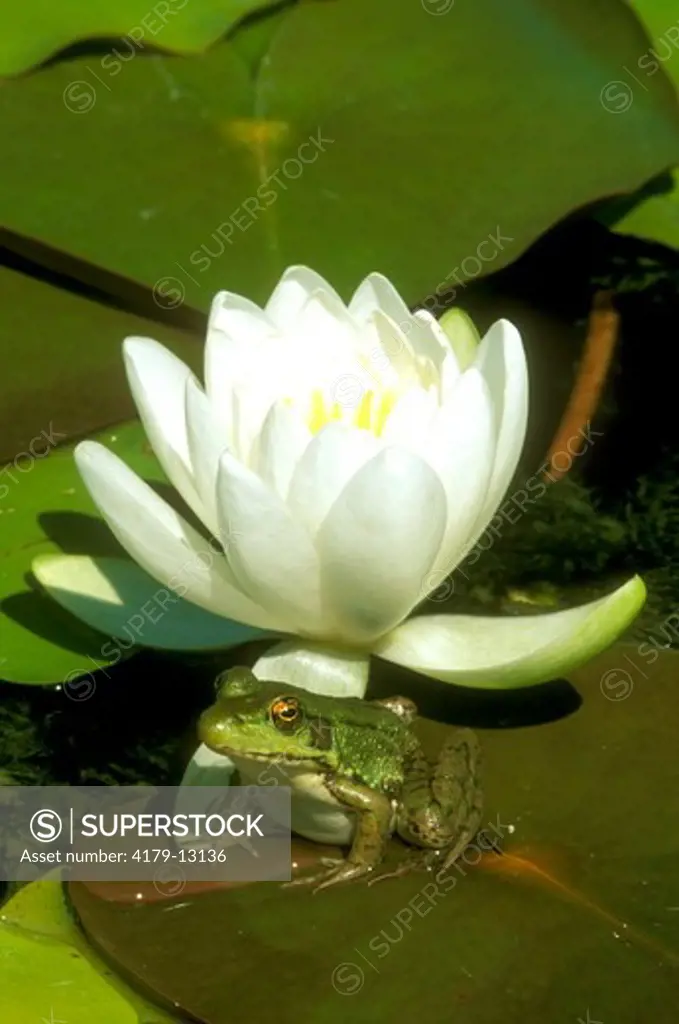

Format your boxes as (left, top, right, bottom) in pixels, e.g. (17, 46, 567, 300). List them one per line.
(306, 387, 398, 437)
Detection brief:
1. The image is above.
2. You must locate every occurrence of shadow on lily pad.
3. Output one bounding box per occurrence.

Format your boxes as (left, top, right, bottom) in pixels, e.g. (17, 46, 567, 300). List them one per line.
(368, 655, 582, 729)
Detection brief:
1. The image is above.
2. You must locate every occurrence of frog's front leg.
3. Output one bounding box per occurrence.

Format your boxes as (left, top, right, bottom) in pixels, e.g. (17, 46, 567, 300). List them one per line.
(284, 778, 393, 893)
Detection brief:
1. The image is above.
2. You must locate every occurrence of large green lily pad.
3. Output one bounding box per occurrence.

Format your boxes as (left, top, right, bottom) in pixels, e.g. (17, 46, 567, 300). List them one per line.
(0, 262, 202, 463)
(604, 2, 679, 249)
(629, 1, 679, 93)
(0, 874, 179, 1023)
(2, 0, 679, 311)
(0, 0, 281, 77)
(68, 646, 679, 1023)
(609, 167, 679, 249)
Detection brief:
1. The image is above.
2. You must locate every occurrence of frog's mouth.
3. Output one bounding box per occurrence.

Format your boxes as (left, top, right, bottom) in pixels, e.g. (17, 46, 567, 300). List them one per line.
(224, 748, 324, 768)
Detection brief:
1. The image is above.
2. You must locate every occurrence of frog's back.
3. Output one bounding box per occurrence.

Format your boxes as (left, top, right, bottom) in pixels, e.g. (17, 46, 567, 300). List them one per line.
(332, 702, 410, 795)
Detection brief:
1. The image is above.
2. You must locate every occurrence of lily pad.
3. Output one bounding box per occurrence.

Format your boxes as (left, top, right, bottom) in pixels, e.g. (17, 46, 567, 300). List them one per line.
(0, 421, 163, 684)
(0, 262, 202, 464)
(629, 1, 679, 93)
(2, 0, 679, 311)
(0, 0, 282, 77)
(608, 166, 679, 250)
(0, 873, 179, 1023)
(602, 3, 679, 250)
(68, 646, 679, 1024)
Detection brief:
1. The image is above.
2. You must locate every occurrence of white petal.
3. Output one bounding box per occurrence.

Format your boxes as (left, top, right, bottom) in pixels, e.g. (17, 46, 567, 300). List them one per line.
(75, 441, 284, 632)
(184, 376, 234, 539)
(224, 292, 360, 464)
(230, 385, 277, 467)
(351, 273, 444, 366)
(367, 310, 421, 386)
(265, 265, 345, 330)
(290, 288, 357, 355)
(216, 453, 324, 635)
(204, 291, 276, 434)
(33, 554, 268, 650)
(180, 741, 236, 786)
(413, 308, 454, 358)
(253, 640, 369, 698)
(209, 289, 270, 341)
(406, 309, 450, 368)
(470, 319, 528, 535)
(180, 743, 236, 789)
(439, 350, 462, 402)
(254, 401, 312, 500)
(316, 447, 448, 642)
(350, 271, 412, 328)
(425, 369, 496, 581)
(375, 576, 646, 688)
(380, 387, 438, 449)
(269, 291, 366, 403)
(123, 337, 203, 520)
(287, 422, 382, 537)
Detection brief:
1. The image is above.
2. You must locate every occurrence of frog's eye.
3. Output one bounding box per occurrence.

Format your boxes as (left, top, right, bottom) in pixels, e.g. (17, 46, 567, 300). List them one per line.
(270, 696, 302, 729)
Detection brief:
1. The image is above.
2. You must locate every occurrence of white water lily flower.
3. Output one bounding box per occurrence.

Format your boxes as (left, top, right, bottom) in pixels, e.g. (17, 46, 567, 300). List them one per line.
(34, 266, 644, 842)
(35, 264, 644, 695)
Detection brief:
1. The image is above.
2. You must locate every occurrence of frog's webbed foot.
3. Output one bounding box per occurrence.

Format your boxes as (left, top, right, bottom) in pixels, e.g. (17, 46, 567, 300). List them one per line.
(370, 826, 502, 885)
(367, 856, 421, 885)
(283, 858, 376, 893)
(281, 856, 342, 888)
(367, 847, 445, 884)
(313, 861, 376, 893)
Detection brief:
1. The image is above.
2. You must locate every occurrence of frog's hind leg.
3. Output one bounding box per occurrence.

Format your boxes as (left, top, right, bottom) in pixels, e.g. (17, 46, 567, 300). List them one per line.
(369, 733, 487, 886)
(370, 730, 484, 885)
(396, 728, 483, 853)
(435, 727, 484, 864)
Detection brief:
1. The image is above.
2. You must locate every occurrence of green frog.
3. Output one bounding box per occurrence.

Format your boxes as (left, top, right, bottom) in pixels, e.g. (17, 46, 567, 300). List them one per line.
(198, 667, 484, 892)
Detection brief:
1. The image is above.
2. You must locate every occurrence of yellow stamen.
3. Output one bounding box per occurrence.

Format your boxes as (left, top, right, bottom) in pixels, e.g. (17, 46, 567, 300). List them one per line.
(308, 391, 327, 434)
(294, 386, 408, 437)
(373, 390, 397, 436)
(355, 390, 374, 431)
